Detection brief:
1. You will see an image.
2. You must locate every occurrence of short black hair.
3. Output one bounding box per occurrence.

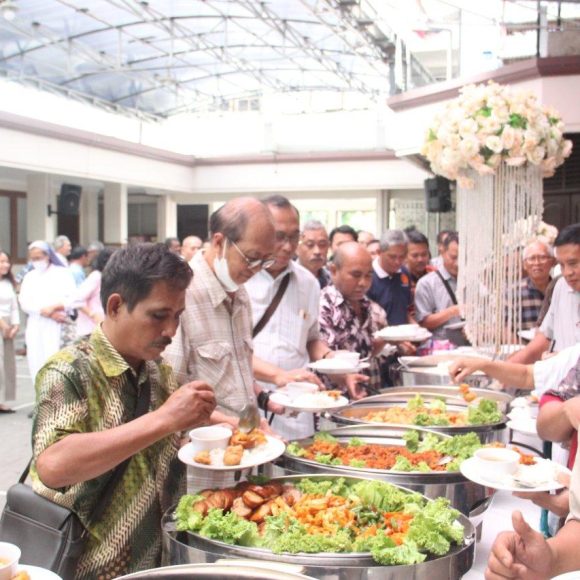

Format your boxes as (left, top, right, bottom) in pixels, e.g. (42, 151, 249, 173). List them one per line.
(92, 247, 115, 272)
(261, 194, 299, 218)
(209, 204, 249, 243)
(164, 237, 180, 247)
(70, 246, 88, 261)
(329, 225, 358, 244)
(437, 229, 453, 244)
(406, 229, 430, 247)
(555, 223, 580, 247)
(442, 231, 459, 250)
(101, 243, 192, 312)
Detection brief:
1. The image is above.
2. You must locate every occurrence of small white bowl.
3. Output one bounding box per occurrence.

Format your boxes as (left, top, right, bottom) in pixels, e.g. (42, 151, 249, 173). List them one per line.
(333, 350, 361, 365)
(0, 542, 21, 580)
(189, 426, 232, 452)
(474, 447, 520, 482)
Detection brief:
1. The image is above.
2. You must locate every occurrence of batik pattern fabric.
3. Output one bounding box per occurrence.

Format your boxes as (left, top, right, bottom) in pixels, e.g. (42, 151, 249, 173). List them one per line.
(319, 284, 386, 396)
(31, 325, 184, 580)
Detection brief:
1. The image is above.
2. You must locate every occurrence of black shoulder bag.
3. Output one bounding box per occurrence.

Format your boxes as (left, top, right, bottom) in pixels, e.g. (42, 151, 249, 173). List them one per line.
(252, 272, 290, 338)
(0, 380, 151, 578)
(435, 271, 470, 346)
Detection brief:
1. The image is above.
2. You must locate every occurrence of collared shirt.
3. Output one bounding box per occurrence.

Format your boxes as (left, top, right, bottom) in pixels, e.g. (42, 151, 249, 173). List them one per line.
(367, 259, 410, 326)
(69, 263, 86, 287)
(518, 276, 548, 330)
(540, 277, 580, 349)
(319, 284, 386, 395)
(31, 326, 183, 579)
(414, 265, 463, 341)
(246, 261, 320, 439)
(316, 266, 331, 289)
(163, 252, 256, 415)
(405, 264, 437, 319)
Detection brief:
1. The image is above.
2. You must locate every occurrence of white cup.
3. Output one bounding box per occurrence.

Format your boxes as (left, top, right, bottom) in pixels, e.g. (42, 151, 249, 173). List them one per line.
(189, 426, 232, 453)
(333, 350, 360, 365)
(0, 542, 21, 580)
(474, 447, 520, 482)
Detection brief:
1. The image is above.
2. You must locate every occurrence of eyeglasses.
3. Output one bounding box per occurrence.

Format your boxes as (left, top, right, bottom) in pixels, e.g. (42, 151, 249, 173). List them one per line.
(524, 255, 552, 264)
(274, 231, 300, 245)
(229, 239, 275, 270)
(301, 240, 330, 250)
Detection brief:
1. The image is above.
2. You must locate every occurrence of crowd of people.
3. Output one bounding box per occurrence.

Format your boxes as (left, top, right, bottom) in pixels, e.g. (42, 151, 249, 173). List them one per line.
(0, 195, 578, 579)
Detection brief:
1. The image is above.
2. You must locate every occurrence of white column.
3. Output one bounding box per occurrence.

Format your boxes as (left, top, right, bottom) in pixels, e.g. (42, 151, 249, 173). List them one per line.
(103, 182, 127, 246)
(377, 189, 390, 235)
(79, 186, 99, 245)
(26, 173, 55, 242)
(157, 195, 177, 242)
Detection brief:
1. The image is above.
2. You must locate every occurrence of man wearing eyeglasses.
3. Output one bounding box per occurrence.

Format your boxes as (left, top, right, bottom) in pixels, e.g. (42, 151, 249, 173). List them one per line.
(518, 240, 556, 330)
(163, 197, 280, 432)
(296, 219, 331, 289)
(248, 195, 332, 440)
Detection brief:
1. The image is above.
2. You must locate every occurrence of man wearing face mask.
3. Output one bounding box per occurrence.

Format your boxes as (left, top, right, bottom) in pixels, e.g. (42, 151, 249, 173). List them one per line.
(19, 240, 77, 383)
(164, 197, 282, 430)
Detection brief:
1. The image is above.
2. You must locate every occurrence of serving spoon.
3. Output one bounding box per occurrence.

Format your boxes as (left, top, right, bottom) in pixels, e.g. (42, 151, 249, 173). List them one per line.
(218, 401, 261, 433)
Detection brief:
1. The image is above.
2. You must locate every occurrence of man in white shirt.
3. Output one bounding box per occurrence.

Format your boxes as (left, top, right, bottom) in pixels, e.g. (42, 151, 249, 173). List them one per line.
(247, 195, 332, 439)
(509, 223, 580, 364)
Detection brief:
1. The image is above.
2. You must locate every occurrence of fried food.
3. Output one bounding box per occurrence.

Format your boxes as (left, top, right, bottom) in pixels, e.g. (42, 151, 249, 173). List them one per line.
(223, 444, 244, 466)
(459, 383, 477, 403)
(194, 450, 211, 465)
(326, 390, 342, 400)
(12, 572, 31, 580)
(363, 407, 467, 426)
(230, 428, 267, 449)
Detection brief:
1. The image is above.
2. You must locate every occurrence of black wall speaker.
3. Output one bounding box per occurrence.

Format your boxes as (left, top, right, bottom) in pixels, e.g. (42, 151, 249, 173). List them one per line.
(424, 176, 452, 213)
(58, 184, 81, 216)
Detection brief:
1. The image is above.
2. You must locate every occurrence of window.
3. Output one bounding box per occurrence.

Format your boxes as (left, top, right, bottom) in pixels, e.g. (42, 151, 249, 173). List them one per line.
(0, 190, 27, 263)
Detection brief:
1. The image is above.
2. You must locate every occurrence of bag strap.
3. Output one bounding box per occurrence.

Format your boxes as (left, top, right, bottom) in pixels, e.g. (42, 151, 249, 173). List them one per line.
(252, 272, 290, 338)
(21, 378, 152, 528)
(435, 270, 465, 321)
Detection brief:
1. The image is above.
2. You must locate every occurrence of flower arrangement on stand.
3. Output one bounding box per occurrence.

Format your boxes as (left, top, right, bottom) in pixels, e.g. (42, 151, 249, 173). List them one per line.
(421, 81, 573, 189)
(421, 81, 572, 352)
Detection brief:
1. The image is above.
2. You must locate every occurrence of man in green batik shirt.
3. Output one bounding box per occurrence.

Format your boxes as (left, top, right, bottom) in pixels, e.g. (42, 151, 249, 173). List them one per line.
(31, 244, 216, 579)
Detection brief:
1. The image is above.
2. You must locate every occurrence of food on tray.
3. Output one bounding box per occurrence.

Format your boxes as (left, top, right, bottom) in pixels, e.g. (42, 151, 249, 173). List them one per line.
(223, 444, 244, 466)
(458, 383, 477, 403)
(287, 430, 482, 472)
(193, 428, 268, 466)
(362, 394, 502, 427)
(11, 572, 31, 580)
(326, 390, 342, 399)
(175, 476, 465, 565)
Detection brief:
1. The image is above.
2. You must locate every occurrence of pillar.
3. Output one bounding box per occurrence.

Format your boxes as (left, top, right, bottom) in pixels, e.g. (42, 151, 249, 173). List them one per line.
(103, 182, 127, 246)
(26, 173, 55, 242)
(79, 186, 99, 245)
(157, 195, 177, 242)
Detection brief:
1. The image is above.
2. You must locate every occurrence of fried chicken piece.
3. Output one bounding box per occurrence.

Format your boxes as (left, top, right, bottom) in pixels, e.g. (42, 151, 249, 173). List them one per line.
(193, 489, 239, 515)
(247, 428, 267, 448)
(326, 390, 342, 400)
(194, 450, 212, 465)
(231, 496, 254, 518)
(223, 444, 244, 466)
(250, 500, 273, 523)
(230, 430, 251, 449)
(242, 489, 267, 509)
(12, 573, 31, 580)
(282, 485, 302, 507)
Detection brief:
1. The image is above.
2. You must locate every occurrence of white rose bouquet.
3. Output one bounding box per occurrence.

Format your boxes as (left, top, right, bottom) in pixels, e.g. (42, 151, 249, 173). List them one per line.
(421, 81, 573, 188)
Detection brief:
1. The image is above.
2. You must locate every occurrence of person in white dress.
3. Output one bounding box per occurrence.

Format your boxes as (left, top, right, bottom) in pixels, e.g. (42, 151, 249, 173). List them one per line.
(19, 241, 77, 383)
(0, 250, 19, 412)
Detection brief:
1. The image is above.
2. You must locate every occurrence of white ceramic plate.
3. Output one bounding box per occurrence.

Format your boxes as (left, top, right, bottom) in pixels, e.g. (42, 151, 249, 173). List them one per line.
(375, 324, 431, 342)
(178, 436, 285, 471)
(308, 360, 370, 375)
(517, 329, 537, 342)
(507, 419, 538, 436)
(445, 320, 467, 330)
(17, 565, 62, 580)
(270, 390, 349, 413)
(551, 572, 580, 580)
(460, 457, 570, 492)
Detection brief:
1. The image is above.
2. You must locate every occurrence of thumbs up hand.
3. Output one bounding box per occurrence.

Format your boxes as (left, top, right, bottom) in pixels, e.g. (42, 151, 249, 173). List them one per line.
(485, 511, 554, 580)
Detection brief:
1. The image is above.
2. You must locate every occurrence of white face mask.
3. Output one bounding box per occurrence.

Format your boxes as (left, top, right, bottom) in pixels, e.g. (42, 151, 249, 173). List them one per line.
(31, 259, 49, 272)
(213, 239, 239, 292)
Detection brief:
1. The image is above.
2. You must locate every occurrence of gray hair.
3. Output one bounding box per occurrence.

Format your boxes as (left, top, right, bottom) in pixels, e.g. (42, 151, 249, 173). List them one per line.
(301, 220, 327, 234)
(379, 230, 408, 252)
(53, 235, 71, 249)
(209, 197, 273, 243)
(87, 241, 105, 252)
(523, 240, 554, 260)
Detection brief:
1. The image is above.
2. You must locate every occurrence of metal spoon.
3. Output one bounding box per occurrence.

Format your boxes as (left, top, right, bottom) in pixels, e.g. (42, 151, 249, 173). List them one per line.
(218, 401, 261, 433)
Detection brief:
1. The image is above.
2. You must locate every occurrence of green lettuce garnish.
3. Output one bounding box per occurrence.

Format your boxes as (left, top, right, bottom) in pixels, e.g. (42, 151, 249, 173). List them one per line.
(428, 399, 447, 412)
(198, 509, 260, 546)
(468, 399, 502, 425)
(351, 480, 423, 513)
(313, 431, 338, 443)
(348, 437, 365, 447)
(349, 459, 366, 468)
(392, 456, 414, 472)
(407, 394, 424, 410)
(296, 477, 349, 497)
(286, 442, 306, 457)
(174, 494, 205, 531)
(403, 430, 419, 452)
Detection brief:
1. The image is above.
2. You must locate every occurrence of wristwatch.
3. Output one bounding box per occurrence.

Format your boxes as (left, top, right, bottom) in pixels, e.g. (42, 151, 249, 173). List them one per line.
(257, 390, 271, 411)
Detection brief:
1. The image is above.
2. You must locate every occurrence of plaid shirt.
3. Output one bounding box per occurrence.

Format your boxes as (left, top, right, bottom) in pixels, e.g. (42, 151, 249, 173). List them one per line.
(319, 284, 386, 396)
(519, 276, 548, 330)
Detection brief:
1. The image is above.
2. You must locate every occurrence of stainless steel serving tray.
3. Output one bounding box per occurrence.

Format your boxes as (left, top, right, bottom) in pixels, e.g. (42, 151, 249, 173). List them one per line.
(163, 474, 475, 580)
(271, 425, 493, 520)
(393, 365, 492, 389)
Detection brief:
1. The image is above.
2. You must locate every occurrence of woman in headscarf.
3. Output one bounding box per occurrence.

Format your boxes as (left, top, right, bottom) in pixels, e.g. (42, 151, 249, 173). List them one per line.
(19, 241, 77, 382)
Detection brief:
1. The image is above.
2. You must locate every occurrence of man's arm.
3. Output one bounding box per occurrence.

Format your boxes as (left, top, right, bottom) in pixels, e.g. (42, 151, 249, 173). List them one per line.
(252, 355, 322, 388)
(419, 305, 461, 330)
(536, 399, 577, 443)
(507, 331, 550, 364)
(414, 279, 459, 330)
(307, 338, 330, 362)
(36, 381, 215, 489)
(449, 357, 534, 388)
